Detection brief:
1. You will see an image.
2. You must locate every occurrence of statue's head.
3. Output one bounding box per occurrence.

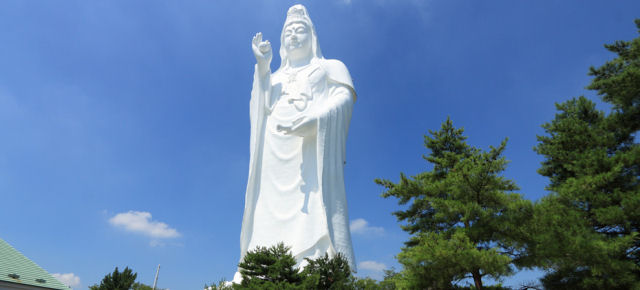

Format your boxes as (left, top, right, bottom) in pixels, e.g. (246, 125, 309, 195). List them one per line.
(279, 4, 323, 69)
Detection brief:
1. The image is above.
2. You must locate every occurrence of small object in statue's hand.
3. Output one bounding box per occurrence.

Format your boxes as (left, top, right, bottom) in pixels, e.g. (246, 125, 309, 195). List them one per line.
(259, 41, 271, 54)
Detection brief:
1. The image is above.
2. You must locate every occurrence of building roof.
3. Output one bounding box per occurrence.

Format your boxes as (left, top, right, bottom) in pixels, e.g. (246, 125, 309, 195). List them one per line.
(0, 238, 69, 289)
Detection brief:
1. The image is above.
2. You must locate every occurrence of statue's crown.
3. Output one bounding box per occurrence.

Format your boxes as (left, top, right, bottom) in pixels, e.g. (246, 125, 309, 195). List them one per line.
(285, 4, 309, 24)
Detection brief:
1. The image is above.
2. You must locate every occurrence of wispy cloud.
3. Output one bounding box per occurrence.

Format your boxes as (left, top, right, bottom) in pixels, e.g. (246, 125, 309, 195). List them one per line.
(109, 211, 180, 239)
(359, 260, 387, 272)
(350, 218, 384, 235)
(52, 273, 81, 288)
(149, 239, 165, 247)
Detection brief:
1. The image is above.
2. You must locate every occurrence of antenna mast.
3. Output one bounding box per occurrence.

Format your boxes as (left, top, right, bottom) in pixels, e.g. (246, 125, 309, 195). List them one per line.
(152, 264, 160, 290)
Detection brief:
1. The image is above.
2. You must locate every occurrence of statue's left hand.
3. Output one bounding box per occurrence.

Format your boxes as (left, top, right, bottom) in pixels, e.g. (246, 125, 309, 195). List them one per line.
(277, 116, 317, 137)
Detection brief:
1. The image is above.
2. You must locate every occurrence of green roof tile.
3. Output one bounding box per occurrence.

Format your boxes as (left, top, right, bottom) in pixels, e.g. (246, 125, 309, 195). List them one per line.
(0, 238, 70, 289)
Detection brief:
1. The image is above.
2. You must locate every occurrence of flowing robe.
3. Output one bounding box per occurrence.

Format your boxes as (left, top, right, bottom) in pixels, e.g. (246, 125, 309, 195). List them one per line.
(240, 58, 357, 271)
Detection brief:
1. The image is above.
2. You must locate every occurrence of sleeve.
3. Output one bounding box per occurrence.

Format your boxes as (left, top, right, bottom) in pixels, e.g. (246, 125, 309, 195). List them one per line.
(322, 59, 357, 102)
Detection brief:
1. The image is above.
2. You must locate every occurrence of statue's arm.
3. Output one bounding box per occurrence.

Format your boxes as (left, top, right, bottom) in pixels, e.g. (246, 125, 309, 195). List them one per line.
(280, 60, 355, 137)
(280, 82, 353, 137)
(252, 64, 272, 111)
(328, 85, 354, 107)
(280, 114, 317, 137)
(251, 32, 273, 111)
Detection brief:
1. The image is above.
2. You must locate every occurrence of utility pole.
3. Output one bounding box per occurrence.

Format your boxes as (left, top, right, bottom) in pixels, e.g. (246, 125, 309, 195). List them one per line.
(152, 264, 160, 290)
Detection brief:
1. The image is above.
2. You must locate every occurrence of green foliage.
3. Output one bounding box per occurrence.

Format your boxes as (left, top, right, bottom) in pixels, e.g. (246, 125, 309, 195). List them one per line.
(235, 279, 302, 289)
(229, 243, 399, 289)
(236, 243, 302, 288)
(353, 277, 380, 290)
(395, 231, 512, 289)
(89, 267, 137, 290)
(89, 267, 159, 290)
(533, 19, 640, 289)
(301, 253, 352, 289)
(377, 118, 533, 289)
(588, 19, 640, 134)
(131, 282, 155, 290)
(352, 271, 396, 290)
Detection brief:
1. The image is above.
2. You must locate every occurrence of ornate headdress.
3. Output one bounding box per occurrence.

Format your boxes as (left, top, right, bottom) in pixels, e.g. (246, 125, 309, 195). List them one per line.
(284, 4, 311, 27)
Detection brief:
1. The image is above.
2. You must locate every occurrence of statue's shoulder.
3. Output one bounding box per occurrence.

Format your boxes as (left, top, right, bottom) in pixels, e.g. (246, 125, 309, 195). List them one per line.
(321, 59, 349, 73)
(320, 59, 354, 90)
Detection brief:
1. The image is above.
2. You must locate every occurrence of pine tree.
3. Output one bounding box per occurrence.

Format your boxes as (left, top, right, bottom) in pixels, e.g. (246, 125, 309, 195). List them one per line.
(377, 118, 533, 289)
(236, 243, 302, 289)
(89, 267, 137, 290)
(301, 253, 352, 289)
(533, 19, 640, 289)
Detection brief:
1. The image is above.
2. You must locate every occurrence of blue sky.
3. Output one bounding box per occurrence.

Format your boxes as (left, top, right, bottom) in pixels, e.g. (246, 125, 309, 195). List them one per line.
(1, 1, 639, 289)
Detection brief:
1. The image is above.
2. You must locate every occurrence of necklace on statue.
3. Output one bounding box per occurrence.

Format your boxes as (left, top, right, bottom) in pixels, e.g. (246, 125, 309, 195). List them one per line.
(281, 64, 313, 111)
(285, 63, 311, 84)
(287, 72, 297, 83)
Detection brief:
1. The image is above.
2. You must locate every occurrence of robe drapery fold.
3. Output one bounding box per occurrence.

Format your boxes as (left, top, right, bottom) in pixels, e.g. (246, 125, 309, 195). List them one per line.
(239, 59, 357, 271)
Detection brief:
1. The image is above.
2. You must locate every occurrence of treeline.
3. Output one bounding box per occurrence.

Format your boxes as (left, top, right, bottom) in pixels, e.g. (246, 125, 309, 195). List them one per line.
(205, 243, 395, 289)
(373, 19, 640, 289)
(89, 267, 163, 290)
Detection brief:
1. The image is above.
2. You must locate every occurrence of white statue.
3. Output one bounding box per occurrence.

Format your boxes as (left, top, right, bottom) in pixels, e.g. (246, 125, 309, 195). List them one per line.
(235, 4, 356, 282)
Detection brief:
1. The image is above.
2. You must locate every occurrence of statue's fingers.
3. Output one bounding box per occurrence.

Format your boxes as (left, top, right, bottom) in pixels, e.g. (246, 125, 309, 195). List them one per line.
(293, 116, 305, 126)
(279, 125, 293, 134)
(259, 42, 271, 54)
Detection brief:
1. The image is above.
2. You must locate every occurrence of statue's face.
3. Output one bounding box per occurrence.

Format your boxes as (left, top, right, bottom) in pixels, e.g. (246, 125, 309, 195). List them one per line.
(283, 22, 312, 58)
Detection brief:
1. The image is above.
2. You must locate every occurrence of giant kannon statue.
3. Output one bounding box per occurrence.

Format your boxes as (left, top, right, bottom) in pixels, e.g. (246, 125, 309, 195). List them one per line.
(235, 4, 356, 282)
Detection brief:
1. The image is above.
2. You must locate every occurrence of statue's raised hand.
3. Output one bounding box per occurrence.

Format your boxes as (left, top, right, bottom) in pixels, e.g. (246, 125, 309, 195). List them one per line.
(252, 32, 272, 69)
